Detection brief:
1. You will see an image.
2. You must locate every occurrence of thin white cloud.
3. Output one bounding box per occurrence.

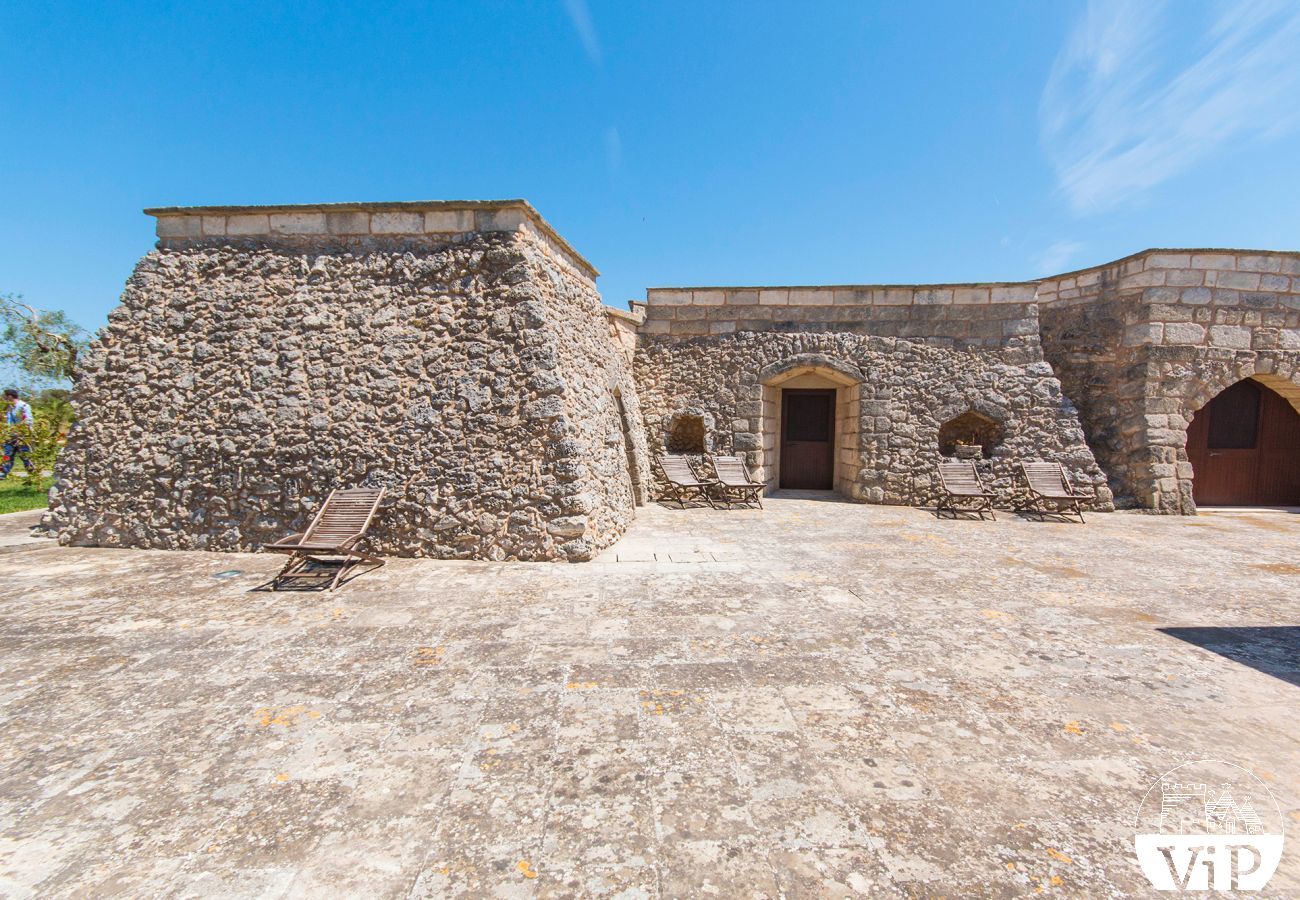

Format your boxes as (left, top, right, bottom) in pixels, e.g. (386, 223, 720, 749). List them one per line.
(1040, 0, 1300, 213)
(1037, 239, 1085, 275)
(562, 0, 602, 66)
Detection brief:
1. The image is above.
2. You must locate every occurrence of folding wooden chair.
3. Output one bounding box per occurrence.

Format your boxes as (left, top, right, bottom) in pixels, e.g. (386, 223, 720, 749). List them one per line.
(710, 455, 764, 509)
(936, 461, 997, 520)
(655, 455, 718, 508)
(1017, 462, 1090, 523)
(265, 487, 386, 590)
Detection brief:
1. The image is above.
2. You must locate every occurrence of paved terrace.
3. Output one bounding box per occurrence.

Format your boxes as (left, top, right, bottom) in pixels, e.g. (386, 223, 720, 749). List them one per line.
(1, 499, 1297, 897)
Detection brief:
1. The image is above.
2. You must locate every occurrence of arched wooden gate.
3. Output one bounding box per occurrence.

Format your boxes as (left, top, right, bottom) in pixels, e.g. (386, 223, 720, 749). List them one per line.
(1186, 378, 1300, 506)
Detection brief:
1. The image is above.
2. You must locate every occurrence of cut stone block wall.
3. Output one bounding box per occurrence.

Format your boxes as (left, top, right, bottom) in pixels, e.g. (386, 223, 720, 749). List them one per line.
(48, 202, 648, 560)
(641, 284, 1040, 348)
(1039, 249, 1300, 512)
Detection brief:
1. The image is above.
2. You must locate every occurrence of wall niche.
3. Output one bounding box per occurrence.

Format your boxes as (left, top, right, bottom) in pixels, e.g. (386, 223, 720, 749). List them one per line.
(665, 411, 709, 453)
(938, 410, 1004, 458)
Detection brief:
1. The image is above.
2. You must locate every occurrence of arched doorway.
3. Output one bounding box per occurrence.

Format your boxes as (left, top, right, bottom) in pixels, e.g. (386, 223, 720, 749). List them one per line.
(1186, 378, 1300, 506)
(757, 355, 865, 496)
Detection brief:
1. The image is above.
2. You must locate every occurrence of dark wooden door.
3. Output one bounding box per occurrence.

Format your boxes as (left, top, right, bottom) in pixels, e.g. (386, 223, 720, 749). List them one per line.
(1187, 379, 1300, 505)
(780, 389, 834, 489)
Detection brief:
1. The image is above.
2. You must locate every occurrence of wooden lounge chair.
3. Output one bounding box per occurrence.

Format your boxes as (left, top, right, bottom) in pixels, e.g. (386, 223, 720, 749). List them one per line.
(265, 487, 386, 590)
(936, 461, 997, 520)
(1017, 462, 1090, 523)
(655, 455, 717, 508)
(710, 455, 764, 508)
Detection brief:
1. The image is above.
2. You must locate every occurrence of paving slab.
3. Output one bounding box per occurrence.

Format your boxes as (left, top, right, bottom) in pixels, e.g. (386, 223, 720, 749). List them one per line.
(0, 496, 1298, 896)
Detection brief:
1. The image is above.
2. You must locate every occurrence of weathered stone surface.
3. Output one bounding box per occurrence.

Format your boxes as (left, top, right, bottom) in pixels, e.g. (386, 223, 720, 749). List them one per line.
(49, 227, 648, 561)
(634, 329, 1112, 509)
(3, 501, 1298, 896)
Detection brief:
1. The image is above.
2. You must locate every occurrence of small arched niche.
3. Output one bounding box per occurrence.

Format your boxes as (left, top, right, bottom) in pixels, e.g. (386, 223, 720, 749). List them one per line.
(938, 410, 1004, 459)
(665, 412, 709, 453)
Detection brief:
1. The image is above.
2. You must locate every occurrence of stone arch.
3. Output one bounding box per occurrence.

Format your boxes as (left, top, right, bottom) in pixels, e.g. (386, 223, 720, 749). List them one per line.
(932, 396, 1012, 432)
(759, 354, 865, 387)
(1139, 353, 1300, 514)
(1186, 368, 1300, 420)
(756, 355, 865, 498)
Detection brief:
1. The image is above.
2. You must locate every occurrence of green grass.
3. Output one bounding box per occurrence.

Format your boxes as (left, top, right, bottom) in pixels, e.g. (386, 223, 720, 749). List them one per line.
(0, 476, 53, 515)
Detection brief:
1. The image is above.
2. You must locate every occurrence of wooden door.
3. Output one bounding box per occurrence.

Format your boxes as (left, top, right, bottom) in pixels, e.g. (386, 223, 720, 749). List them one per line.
(1187, 379, 1300, 505)
(1256, 387, 1300, 505)
(780, 389, 834, 489)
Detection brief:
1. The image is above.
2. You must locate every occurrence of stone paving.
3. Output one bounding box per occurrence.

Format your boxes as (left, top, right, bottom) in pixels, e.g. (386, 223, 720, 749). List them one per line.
(0, 497, 1298, 897)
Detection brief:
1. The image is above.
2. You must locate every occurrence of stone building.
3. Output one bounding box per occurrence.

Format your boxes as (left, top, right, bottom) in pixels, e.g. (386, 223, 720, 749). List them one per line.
(47, 202, 649, 561)
(46, 200, 1300, 560)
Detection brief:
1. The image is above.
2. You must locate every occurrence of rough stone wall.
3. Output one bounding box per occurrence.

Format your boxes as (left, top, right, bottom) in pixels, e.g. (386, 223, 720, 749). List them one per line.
(634, 325, 1113, 510)
(520, 238, 651, 550)
(1040, 250, 1300, 512)
(48, 216, 646, 561)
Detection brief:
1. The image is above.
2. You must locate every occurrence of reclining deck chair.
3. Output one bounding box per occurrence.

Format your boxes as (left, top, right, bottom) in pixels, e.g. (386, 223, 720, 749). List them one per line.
(710, 455, 764, 508)
(1017, 462, 1090, 523)
(655, 455, 718, 508)
(936, 461, 997, 520)
(265, 487, 386, 590)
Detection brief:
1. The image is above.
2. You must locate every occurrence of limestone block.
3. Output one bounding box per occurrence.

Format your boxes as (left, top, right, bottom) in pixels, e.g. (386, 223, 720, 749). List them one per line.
(1003, 317, 1039, 337)
(1259, 274, 1290, 292)
(476, 208, 527, 232)
(327, 212, 370, 234)
(991, 285, 1035, 303)
(1279, 329, 1300, 350)
(758, 290, 789, 306)
(270, 212, 327, 235)
(1162, 322, 1206, 345)
(1125, 270, 1165, 287)
(729, 290, 758, 305)
(913, 289, 953, 305)
(371, 212, 423, 234)
(693, 290, 726, 306)
(156, 216, 202, 238)
(1179, 287, 1212, 305)
(877, 289, 914, 306)
(1216, 271, 1261, 290)
(1238, 254, 1283, 273)
(789, 289, 832, 306)
(1191, 253, 1235, 269)
(651, 292, 692, 306)
(1142, 287, 1181, 304)
(709, 321, 736, 334)
(226, 214, 270, 235)
(202, 216, 227, 236)
(953, 288, 989, 305)
(1124, 323, 1164, 346)
(1146, 253, 1191, 268)
(1166, 270, 1204, 286)
(423, 210, 474, 232)
(1207, 325, 1252, 350)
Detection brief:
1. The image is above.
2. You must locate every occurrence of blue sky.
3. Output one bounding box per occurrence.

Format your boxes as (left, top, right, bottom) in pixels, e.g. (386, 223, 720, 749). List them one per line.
(2, 0, 1299, 331)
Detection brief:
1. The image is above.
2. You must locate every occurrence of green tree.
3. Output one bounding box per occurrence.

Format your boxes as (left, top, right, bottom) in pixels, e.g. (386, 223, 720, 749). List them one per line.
(0, 294, 88, 382)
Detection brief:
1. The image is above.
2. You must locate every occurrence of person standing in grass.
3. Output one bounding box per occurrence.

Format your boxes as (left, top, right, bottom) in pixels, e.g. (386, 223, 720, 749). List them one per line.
(1, 388, 35, 479)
